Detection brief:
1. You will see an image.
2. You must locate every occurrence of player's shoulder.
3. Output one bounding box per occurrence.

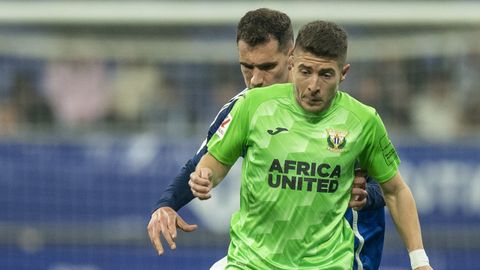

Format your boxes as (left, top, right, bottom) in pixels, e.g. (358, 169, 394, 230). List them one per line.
(336, 91, 378, 121)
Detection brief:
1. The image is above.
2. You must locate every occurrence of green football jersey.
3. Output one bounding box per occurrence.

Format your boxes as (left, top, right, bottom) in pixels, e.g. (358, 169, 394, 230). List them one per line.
(207, 83, 400, 270)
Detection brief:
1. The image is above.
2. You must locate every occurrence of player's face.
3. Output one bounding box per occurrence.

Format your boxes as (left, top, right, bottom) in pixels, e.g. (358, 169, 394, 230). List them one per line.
(238, 39, 291, 89)
(290, 49, 350, 113)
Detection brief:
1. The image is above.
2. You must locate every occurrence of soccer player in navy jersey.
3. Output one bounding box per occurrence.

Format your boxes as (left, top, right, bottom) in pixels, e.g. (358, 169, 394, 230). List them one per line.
(148, 8, 386, 270)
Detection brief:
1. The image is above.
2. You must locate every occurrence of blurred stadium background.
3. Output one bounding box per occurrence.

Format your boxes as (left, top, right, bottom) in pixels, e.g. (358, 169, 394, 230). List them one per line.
(1, 1, 479, 269)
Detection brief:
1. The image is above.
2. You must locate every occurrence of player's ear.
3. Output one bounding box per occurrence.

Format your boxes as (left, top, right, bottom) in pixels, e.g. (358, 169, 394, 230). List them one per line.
(287, 46, 294, 57)
(340, 64, 350, 82)
(288, 54, 294, 70)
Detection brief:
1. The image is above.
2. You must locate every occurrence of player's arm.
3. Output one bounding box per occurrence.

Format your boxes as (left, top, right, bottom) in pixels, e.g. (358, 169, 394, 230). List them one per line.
(147, 94, 243, 255)
(190, 92, 249, 200)
(360, 111, 431, 269)
(189, 152, 231, 199)
(380, 171, 432, 270)
(152, 150, 203, 212)
(152, 98, 240, 212)
(147, 149, 203, 255)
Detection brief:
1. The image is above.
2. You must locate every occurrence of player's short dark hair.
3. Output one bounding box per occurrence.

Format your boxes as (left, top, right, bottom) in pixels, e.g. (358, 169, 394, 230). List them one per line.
(295, 20, 348, 65)
(236, 8, 294, 53)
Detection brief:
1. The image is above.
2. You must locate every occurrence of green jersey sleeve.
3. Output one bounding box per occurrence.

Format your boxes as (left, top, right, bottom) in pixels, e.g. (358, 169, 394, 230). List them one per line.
(359, 111, 400, 183)
(207, 95, 250, 166)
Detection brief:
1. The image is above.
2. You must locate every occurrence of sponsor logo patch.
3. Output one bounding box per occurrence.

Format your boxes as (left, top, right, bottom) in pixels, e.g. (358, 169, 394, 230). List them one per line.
(380, 134, 398, 165)
(216, 114, 232, 139)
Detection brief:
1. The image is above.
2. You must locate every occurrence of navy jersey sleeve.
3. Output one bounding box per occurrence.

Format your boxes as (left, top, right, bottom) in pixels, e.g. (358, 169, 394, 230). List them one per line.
(360, 176, 386, 211)
(152, 147, 205, 212)
(151, 90, 246, 213)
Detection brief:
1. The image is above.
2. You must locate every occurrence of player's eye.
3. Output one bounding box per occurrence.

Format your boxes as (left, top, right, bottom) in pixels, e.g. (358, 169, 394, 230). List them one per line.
(300, 68, 311, 75)
(320, 71, 334, 79)
(241, 63, 254, 70)
(258, 63, 276, 71)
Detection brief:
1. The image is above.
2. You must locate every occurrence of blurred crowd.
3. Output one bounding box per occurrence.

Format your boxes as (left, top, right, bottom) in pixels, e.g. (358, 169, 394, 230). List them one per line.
(0, 49, 479, 144)
(344, 51, 480, 143)
(0, 57, 243, 138)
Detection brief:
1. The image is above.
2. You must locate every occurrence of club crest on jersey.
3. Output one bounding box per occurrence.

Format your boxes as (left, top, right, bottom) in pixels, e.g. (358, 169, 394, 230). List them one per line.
(216, 114, 233, 139)
(326, 129, 348, 152)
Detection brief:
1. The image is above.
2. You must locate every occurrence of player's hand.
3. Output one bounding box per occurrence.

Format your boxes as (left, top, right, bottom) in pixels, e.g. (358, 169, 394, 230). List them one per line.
(147, 206, 197, 255)
(189, 167, 213, 200)
(414, 266, 433, 270)
(349, 170, 368, 211)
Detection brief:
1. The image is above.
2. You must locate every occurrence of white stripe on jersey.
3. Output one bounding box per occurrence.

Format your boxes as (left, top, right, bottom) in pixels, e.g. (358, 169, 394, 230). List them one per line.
(352, 209, 365, 270)
(196, 138, 208, 154)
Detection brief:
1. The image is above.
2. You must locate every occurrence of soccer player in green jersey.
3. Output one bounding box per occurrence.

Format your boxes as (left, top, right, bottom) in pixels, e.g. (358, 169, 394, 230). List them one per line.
(189, 20, 432, 269)
(148, 9, 373, 267)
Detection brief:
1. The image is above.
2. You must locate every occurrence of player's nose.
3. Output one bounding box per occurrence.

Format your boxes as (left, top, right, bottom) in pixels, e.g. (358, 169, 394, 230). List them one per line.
(307, 76, 321, 93)
(250, 69, 264, 88)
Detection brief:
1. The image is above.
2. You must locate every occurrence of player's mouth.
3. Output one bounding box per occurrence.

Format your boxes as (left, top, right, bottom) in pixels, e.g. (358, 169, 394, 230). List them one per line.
(306, 97, 322, 105)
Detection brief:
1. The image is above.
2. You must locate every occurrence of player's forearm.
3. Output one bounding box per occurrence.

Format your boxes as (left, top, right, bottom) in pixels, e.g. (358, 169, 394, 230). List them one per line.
(152, 146, 208, 212)
(383, 180, 424, 251)
(152, 159, 197, 212)
(197, 152, 230, 187)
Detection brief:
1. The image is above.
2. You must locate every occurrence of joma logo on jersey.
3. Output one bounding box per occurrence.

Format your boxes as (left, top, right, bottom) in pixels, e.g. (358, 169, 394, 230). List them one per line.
(326, 129, 348, 152)
(267, 127, 288, 135)
(267, 159, 341, 193)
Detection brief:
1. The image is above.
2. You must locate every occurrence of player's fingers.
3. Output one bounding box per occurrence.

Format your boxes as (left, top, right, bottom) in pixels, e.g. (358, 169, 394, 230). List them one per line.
(166, 212, 178, 240)
(349, 196, 367, 209)
(351, 185, 367, 194)
(352, 199, 367, 211)
(353, 176, 366, 189)
(189, 172, 211, 188)
(176, 215, 198, 233)
(159, 213, 176, 250)
(349, 188, 367, 208)
(356, 197, 367, 210)
(189, 181, 211, 199)
(353, 180, 366, 192)
(414, 266, 432, 270)
(349, 201, 361, 209)
(189, 179, 211, 194)
(354, 168, 366, 177)
(198, 193, 212, 200)
(189, 182, 211, 199)
(192, 176, 211, 188)
(191, 187, 212, 200)
(200, 167, 212, 179)
(353, 177, 365, 185)
(189, 175, 213, 200)
(147, 214, 165, 255)
(351, 188, 368, 199)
